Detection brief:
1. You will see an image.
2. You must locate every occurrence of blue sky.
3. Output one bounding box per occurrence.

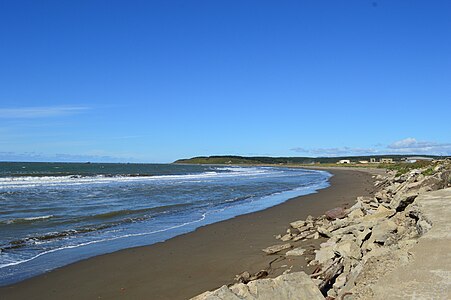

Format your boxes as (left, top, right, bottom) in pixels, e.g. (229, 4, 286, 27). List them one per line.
(1, 0, 450, 163)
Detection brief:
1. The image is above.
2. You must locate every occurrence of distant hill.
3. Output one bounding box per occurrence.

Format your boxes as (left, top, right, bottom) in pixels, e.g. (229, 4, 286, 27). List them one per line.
(173, 155, 441, 165)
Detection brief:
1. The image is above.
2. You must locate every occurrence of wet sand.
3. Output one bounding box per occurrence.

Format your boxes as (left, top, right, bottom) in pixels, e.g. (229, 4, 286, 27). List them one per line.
(0, 168, 378, 300)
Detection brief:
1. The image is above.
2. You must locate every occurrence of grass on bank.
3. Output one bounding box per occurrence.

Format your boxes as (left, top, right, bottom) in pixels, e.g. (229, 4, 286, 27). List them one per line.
(381, 161, 434, 176)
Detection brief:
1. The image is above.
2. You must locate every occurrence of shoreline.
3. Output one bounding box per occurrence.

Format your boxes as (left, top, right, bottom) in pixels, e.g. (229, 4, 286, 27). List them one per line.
(0, 168, 378, 300)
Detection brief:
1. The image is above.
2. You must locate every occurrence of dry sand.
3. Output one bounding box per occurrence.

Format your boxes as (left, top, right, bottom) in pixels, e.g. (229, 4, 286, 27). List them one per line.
(0, 168, 378, 300)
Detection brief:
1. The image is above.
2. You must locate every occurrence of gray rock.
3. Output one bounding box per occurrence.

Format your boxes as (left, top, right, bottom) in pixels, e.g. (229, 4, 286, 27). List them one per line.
(329, 219, 352, 232)
(355, 228, 372, 246)
(370, 219, 398, 244)
(349, 200, 364, 211)
(361, 205, 396, 222)
(390, 192, 418, 211)
(286, 247, 306, 256)
(357, 196, 374, 203)
(332, 272, 347, 292)
(280, 233, 293, 242)
(375, 190, 390, 202)
(289, 220, 306, 229)
(262, 243, 292, 254)
(314, 242, 336, 265)
(317, 226, 332, 237)
(347, 208, 364, 220)
(333, 240, 362, 260)
(191, 272, 325, 300)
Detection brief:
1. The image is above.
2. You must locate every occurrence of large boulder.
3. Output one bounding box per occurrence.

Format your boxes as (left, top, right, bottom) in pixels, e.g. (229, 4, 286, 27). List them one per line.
(390, 192, 418, 211)
(369, 219, 398, 244)
(325, 207, 348, 220)
(191, 272, 325, 300)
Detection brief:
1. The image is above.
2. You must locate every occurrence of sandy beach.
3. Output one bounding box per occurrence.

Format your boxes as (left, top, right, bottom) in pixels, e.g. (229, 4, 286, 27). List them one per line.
(0, 168, 378, 300)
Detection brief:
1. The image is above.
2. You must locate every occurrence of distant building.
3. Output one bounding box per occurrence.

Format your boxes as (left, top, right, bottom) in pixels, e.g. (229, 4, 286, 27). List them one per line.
(359, 160, 369, 164)
(405, 156, 434, 163)
(380, 158, 394, 164)
(370, 157, 394, 164)
(337, 159, 351, 164)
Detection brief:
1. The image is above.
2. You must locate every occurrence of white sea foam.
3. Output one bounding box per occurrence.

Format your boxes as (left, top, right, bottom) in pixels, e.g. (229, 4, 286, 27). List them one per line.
(2, 215, 54, 224)
(0, 212, 208, 269)
(0, 167, 277, 189)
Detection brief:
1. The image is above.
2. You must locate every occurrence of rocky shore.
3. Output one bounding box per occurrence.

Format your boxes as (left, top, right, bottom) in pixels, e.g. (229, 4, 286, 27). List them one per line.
(192, 160, 451, 300)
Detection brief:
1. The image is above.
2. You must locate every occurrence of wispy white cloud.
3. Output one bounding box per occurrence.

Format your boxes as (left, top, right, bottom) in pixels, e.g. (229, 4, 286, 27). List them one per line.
(387, 137, 451, 154)
(291, 146, 380, 157)
(0, 106, 89, 118)
(291, 137, 451, 156)
(0, 151, 136, 163)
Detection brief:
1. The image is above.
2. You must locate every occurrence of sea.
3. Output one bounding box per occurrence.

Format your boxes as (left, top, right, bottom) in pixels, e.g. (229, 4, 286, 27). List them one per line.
(0, 162, 331, 285)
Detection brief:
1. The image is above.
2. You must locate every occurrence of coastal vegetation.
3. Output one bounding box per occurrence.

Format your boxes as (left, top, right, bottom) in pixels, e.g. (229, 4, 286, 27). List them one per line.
(382, 161, 436, 176)
(174, 155, 440, 166)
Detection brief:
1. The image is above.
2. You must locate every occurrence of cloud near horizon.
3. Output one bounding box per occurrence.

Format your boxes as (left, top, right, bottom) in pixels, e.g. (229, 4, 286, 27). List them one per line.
(387, 138, 451, 154)
(292, 138, 451, 156)
(0, 151, 135, 163)
(0, 106, 89, 118)
(290, 146, 380, 156)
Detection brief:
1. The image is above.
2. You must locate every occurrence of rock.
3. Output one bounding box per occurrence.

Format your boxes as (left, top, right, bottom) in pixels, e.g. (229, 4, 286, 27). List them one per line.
(262, 243, 292, 254)
(289, 220, 306, 229)
(357, 196, 373, 203)
(416, 219, 432, 236)
(349, 200, 364, 211)
(314, 243, 336, 265)
(361, 205, 396, 222)
(347, 208, 364, 220)
(280, 234, 293, 242)
(292, 230, 314, 241)
(332, 272, 347, 292)
(306, 232, 317, 239)
(235, 271, 251, 283)
(390, 192, 418, 211)
(317, 226, 332, 237)
(370, 220, 397, 244)
(297, 225, 313, 233)
(331, 222, 373, 237)
(286, 247, 306, 256)
(306, 215, 314, 222)
(338, 261, 363, 297)
(333, 240, 362, 260)
(191, 285, 242, 300)
(355, 228, 372, 246)
(329, 219, 352, 232)
(339, 233, 356, 242)
(385, 183, 400, 194)
(325, 207, 348, 220)
(191, 272, 325, 300)
(375, 191, 389, 202)
(369, 201, 379, 209)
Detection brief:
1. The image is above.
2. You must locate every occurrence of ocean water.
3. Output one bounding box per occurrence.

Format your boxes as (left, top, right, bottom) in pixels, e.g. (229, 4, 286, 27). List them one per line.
(0, 162, 331, 285)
